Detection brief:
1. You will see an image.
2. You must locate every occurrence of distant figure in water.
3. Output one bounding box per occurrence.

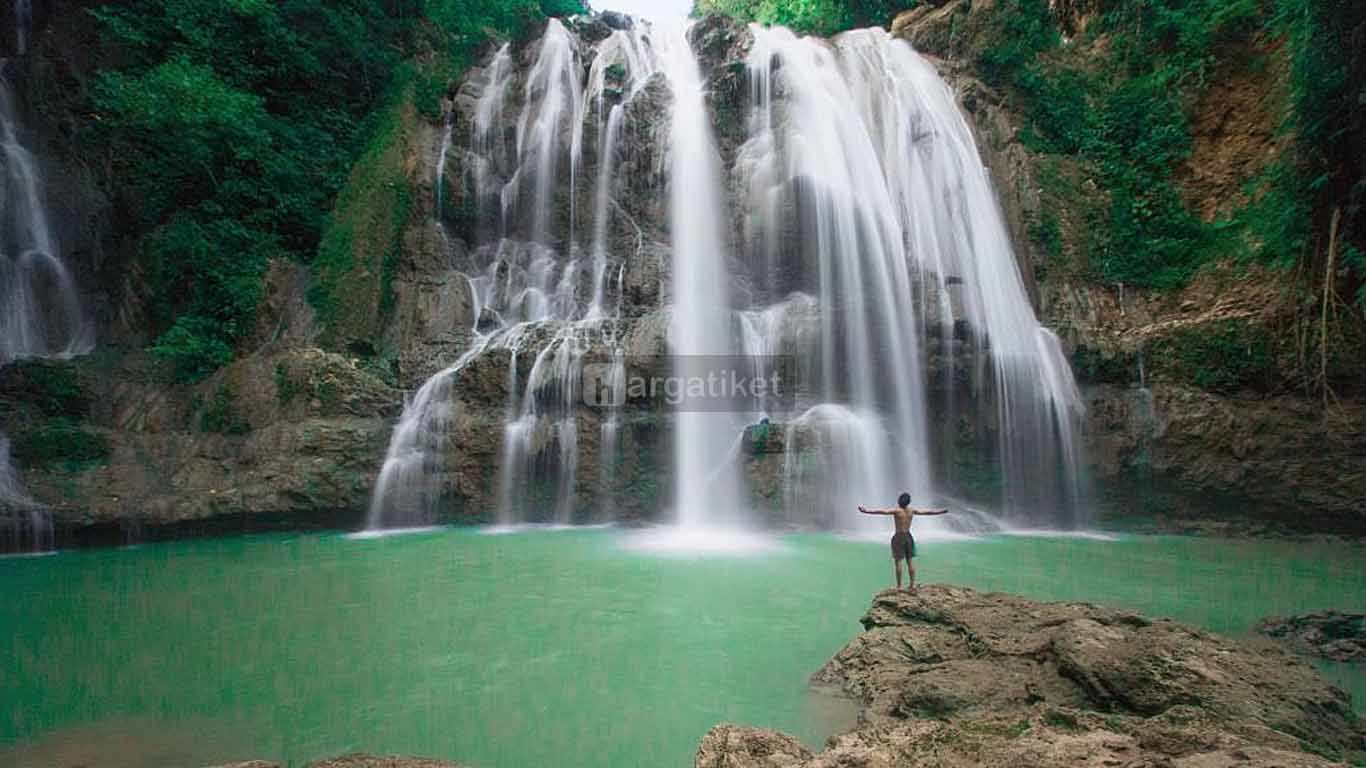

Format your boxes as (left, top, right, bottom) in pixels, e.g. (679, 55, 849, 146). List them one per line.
(859, 492, 949, 591)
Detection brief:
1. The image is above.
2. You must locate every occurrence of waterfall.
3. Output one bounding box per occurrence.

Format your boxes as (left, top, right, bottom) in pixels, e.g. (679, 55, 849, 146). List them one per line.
(1, 433, 52, 552)
(13, 0, 31, 56)
(1, 64, 92, 365)
(513, 19, 582, 245)
(738, 26, 1086, 528)
(658, 22, 748, 529)
(366, 14, 1088, 535)
(1, 26, 92, 552)
(367, 22, 658, 531)
(739, 27, 935, 532)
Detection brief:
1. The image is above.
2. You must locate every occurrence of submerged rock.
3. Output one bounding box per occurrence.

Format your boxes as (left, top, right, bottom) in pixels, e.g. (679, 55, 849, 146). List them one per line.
(697, 586, 1364, 767)
(307, 756, 464, 768)
(1258, 611, 1365, 662)
(205, 757, 463, 768)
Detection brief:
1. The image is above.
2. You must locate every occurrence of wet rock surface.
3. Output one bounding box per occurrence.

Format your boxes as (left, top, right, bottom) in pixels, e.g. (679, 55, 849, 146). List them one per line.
(1258, 611, 1365, 663)
(696, 586, 1365, 767)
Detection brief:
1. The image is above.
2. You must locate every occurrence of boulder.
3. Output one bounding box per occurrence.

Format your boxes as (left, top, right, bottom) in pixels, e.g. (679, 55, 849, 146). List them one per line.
(1258, 611, 1365, 662)
(695, 725, 812, 768)
(698, 586, 1364, 768)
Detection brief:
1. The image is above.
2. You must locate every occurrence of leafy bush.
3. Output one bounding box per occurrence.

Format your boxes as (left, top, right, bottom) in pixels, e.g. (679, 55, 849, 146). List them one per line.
(13, 419, 111, 469)
(1071, 346, 1135, 386)
(694, 0, 904, 37)
(88, 0, 549, 378)
(150, 315, 235, 383)
(199, 385, 251, 435)
(5, 360, 88, 418)
(275, 363, 301, 405)
(1154, 321, 1276, 393)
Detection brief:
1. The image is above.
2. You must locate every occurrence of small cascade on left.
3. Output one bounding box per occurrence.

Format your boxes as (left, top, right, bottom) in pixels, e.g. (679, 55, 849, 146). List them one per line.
(1, 67, 92, 364)
(1, 9, 93, 552)
(364, 18, 657, 532)
(0, 434, 51, 552)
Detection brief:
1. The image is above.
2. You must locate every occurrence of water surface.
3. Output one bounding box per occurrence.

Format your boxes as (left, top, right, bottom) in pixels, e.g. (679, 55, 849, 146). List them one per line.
(2, 528, 1362, 767)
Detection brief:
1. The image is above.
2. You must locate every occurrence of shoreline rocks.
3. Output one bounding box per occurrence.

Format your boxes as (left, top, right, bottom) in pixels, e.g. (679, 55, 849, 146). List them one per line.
(697, 585, 1365, 767)
(1258, 611, 1365, 663)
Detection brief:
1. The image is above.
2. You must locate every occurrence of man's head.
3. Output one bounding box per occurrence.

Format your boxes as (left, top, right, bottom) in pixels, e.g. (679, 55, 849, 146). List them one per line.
(898, 492, 911, 508)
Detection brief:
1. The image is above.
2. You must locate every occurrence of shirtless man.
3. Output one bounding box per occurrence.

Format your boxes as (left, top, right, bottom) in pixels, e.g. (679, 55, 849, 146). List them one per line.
(858, 492, 949, 591)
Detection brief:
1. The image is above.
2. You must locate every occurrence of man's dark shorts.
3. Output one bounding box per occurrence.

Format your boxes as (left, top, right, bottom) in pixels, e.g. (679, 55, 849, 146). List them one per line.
(891, 531, 916, 560)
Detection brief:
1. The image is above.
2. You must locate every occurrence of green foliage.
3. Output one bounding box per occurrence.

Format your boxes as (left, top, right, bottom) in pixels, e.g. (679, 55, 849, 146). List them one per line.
(1027, 210, 1064, 276)
(422, 0, 545, 48)
(199, 385, 251, 435)
(1071, 346, 1135, 386)
(982, 0, 1364, 307)
(86, 0, 550, 373)
(540, 0, 587, 16)
(309, 83, 415, 343)
(13, 418, 111, 469)
(977, 0, 1296, 291)
(274, 362, 301, 405)
(694, 0, 904, 37)
(150, 314, 235, 382)
(5, 360, 88, 418)
(1266, 0, 1366, 303)
(1153, 320, 1276, 393)
(88, 0, 418, 377)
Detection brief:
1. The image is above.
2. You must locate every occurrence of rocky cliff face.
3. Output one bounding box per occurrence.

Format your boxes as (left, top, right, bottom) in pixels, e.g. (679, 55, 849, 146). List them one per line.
(0, 260, 403, 544)
(695, 586, 1365, 767)
(4, 3, 1363, 545)
(892, 0, 1366, 533)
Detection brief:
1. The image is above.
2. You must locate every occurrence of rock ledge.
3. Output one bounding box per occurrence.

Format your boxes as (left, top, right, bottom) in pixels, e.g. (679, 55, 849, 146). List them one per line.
(697, 585, 1365, 767)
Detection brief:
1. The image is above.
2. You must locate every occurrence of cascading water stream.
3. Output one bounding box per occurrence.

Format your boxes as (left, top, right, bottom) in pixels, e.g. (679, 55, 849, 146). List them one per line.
(1, 64, 92, 365)
(738, 26, 1086, 530)
(740, 27, 935, 534)
(657, 22, 748, 530)
(366, 14, 1087, 537)
(0, 434, 52, 552)
(13, 0, 30, 56)
(1, 15, 92, 551)
(367, 21, 658, 531)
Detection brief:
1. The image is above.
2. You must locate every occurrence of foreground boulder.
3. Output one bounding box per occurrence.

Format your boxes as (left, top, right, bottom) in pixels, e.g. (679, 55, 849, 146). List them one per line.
(697, 586, 1365, 767)
(1258, 611, 1365, 662)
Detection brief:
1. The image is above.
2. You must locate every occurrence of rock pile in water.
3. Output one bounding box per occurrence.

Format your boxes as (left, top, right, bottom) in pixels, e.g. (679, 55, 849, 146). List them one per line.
(697, 585, 1365, 767)
(208, 755, 464, 768)
(1258, 611, 1365, 663)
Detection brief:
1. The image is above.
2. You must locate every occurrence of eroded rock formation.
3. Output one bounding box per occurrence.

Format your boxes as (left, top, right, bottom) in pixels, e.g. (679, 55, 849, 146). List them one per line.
(696, 586, 1365, 767)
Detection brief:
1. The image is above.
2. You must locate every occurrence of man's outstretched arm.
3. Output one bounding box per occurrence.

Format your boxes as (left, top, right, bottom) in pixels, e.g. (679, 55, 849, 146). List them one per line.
(858, 506, 894, 515)
(914, 508, 950, 515)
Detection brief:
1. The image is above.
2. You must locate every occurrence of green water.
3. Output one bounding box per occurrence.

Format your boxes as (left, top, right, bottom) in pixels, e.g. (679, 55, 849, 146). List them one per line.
(2, 529, 1363, 768)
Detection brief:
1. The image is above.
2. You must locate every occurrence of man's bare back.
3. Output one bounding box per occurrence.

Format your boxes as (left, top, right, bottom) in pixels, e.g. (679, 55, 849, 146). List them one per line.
(858, 492, 950, 590)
